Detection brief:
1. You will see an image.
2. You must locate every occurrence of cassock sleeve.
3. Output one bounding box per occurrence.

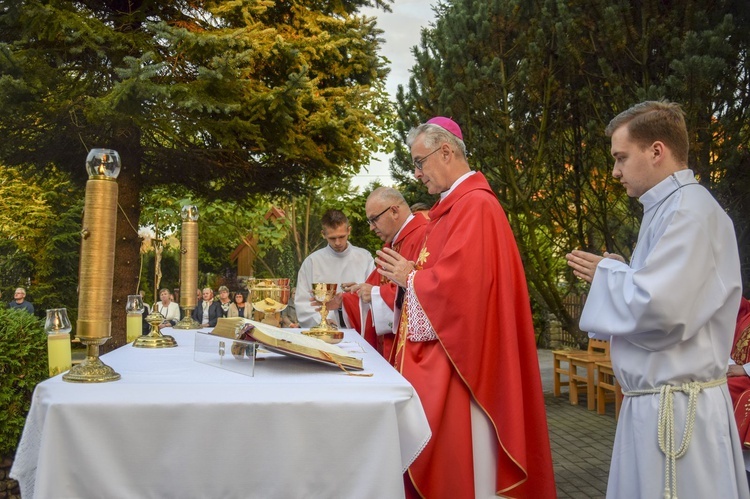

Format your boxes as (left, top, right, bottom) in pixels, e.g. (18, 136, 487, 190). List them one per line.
(370, 287, 394, 335)
(294, 257, 318, 328)
(581, 206, 733, 350)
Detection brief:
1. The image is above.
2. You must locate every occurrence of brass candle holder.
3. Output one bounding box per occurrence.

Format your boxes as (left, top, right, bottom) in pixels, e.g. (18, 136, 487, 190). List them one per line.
(175, 205, 201, 329)
(63, 149, 122, 383)
(132, 310, 178, 348)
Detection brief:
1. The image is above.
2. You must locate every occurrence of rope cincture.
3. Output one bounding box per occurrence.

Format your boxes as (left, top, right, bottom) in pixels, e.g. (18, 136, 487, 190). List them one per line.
(623, 377, 726, 499)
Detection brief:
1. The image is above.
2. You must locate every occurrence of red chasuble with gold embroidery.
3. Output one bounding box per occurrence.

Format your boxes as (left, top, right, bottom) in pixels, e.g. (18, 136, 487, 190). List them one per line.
(342, 214, 427, 357)
(728, 297, 750, 447)
(394, 173, 555, 498)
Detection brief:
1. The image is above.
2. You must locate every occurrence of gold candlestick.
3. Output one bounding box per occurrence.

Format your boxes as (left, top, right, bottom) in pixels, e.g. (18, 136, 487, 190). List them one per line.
(174, 205, 201, 329)
(63, 149, 121, 383)
(132, 310, 178, 348)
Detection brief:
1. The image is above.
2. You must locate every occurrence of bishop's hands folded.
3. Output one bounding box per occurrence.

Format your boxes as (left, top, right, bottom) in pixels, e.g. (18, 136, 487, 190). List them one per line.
(566, 250, 626, 284)
(375, 247, 415, 288)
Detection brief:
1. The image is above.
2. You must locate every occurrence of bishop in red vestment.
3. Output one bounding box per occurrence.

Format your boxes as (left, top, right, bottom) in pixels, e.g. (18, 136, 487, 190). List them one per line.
(377, 117, 556, 498)
(728, 297, 750, 447)
(342, 187, 427, 358)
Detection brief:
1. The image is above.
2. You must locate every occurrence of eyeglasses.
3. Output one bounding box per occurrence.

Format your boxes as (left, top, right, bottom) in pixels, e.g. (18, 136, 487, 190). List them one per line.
(413, 146, 443, 171)
(367, 206, 392, 226)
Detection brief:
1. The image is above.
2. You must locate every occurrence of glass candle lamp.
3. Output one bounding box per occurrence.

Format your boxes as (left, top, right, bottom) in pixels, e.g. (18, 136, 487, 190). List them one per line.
(126, 295, 145, 343)
(46, 308, 72, 377)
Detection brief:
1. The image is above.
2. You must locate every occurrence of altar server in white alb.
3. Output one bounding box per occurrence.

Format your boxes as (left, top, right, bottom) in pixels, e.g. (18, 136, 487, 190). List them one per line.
(566, 100, 749, 499)
(295, 209, 375, 328)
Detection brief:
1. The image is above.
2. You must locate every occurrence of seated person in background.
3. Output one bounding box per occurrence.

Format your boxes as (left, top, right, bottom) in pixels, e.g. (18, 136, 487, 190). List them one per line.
(153, 288, 181, 329)
(228, 291, 252, 318)
(8, 287, 34, 314)
(216, 285, 232, 319)
(191, 288, 221, 327)
(139, 290, 151, 314)
(280, 287, 299, 328)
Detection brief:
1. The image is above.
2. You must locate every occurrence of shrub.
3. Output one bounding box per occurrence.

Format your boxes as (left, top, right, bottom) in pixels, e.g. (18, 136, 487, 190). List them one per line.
(0, 308, 47, 456)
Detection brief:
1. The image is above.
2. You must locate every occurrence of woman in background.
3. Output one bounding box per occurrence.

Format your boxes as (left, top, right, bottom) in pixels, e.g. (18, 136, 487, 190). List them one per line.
(154, 288, 180, 329)
(228, 291, 252, 319)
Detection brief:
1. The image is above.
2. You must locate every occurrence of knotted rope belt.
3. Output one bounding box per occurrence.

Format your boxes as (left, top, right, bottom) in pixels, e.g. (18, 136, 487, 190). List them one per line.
(623, 377, 726, 499)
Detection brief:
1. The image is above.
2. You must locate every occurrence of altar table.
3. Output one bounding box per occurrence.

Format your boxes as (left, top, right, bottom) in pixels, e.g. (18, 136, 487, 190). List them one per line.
(10, 328, 430, 499)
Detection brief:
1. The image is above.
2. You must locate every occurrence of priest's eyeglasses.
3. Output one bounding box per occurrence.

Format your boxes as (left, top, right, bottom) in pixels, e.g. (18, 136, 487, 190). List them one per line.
(367, 206, 392, 226)
(413, 146, 442, 171)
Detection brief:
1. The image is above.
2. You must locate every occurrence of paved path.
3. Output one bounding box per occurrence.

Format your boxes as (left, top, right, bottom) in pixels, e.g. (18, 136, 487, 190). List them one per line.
(539, 349, 616, 498)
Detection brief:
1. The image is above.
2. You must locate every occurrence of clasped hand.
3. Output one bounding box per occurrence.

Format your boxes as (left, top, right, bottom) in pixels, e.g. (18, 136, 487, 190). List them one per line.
(565, 250, 625, 283)
(375, 247, 415, 288)
(343, 282, 374, 303)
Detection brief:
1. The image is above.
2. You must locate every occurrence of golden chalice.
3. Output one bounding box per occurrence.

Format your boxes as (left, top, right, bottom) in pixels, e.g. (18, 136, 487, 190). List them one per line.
(302, 282, 344, 344)
(250, 278, 290, 327)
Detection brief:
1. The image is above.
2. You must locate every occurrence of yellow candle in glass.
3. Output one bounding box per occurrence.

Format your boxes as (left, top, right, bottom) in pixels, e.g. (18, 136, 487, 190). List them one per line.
(127, 313, 143, 342)
(48, 332, 72, 377)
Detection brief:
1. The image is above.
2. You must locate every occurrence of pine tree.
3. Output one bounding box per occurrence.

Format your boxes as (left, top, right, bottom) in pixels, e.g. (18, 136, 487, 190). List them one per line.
(0, 0, 392, 348)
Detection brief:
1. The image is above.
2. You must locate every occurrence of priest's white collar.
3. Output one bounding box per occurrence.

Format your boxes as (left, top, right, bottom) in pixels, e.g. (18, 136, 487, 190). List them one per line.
(392, 214, 415, 246)
(639, 169, 696, 211)
(440, 171, 476, 200)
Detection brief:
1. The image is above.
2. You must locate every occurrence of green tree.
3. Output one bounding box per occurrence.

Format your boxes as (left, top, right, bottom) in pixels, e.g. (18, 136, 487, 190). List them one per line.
(0, 165, 83, 325)
(0, 0, 393, 349)
(393, 0, 750, 342)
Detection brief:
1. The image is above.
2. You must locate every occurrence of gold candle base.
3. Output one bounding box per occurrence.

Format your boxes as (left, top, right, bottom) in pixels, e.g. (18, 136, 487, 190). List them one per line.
(132, 311, 178, 348)
(173, 307, 201, 329)
(132, 333, 179, 348)
(63, 338, 120, 383)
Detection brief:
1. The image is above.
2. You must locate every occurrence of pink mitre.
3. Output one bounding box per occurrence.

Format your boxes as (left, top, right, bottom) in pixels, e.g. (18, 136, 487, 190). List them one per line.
(426, 116, 463, 141)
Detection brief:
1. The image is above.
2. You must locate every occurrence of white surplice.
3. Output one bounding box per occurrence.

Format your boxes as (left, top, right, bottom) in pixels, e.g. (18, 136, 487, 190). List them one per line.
(581, 169, 749, 499)
(295, 244, 375, 328)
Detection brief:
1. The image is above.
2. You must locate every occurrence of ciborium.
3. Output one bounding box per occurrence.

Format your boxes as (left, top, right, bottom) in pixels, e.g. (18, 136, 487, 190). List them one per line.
(132, 310, 178, 348)
(250, 278, 290, 327)
(302, 283, 344, 344)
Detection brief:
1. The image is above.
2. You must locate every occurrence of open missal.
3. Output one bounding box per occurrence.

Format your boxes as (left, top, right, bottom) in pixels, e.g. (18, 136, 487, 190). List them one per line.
(210, 318, 363, 371)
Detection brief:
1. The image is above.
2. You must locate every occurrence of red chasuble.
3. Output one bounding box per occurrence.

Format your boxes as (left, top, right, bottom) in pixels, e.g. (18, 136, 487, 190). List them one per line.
(394, 173, 556, 498)
(728, 297, 750, 447)
(342, 214, 427, 357)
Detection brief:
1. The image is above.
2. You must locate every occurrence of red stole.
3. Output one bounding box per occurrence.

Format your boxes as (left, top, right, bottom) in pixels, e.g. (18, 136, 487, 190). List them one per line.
(342, 214, 427, 358)
(728, 297, 750, 447)
(395, 173, 556, 498)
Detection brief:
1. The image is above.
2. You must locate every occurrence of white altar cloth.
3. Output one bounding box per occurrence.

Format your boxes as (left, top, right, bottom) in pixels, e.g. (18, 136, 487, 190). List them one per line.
(11, 328, 430, 499)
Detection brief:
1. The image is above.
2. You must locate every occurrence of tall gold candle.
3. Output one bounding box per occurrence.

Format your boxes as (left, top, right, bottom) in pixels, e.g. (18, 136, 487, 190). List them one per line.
(63, 149, 121, 383)
(174, 205, 201, 329)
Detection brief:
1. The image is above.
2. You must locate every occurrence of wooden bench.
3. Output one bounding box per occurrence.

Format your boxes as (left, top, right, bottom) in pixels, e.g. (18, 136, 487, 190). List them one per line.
(596, 360, 622, 420)
(567, 338, 610, 410)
